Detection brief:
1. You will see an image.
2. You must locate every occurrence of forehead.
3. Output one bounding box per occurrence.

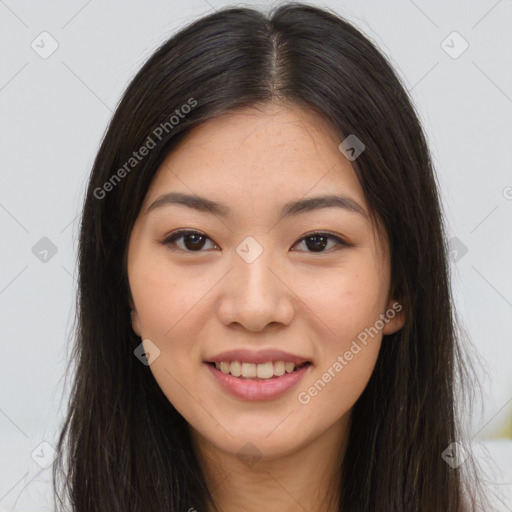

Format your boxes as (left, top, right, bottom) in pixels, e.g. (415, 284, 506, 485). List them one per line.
(143, 103, 366, 216)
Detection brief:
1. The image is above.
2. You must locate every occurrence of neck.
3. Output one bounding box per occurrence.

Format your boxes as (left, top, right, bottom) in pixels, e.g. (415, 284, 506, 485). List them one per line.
(190, 414, 351, 512)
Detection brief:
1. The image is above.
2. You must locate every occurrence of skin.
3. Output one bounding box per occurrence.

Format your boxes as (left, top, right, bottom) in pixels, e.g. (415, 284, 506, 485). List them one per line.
(127, 101, 405, 512)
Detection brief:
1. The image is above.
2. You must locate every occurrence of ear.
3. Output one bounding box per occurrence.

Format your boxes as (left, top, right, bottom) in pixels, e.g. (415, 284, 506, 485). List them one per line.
(128, 296, 142, 338)
(382, 296, 406, 336)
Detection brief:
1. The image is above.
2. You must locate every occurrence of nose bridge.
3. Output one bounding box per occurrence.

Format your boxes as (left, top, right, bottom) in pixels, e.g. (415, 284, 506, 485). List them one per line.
(217, 236, 294, 330)
(234, 236, 278, 303)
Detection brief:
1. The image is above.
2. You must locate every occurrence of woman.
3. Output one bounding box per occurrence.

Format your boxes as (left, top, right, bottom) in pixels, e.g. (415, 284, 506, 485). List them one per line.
(53, 2, 487, 510)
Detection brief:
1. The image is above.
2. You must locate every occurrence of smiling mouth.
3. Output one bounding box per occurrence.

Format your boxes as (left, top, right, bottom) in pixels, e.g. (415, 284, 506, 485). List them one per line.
(205, 361, 312, 380)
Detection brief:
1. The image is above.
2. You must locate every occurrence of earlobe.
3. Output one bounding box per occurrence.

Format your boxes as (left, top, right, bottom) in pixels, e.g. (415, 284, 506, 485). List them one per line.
(382, 298, 406, 336)
(128, 297, 142, 337)
(130, 310, 142, 337)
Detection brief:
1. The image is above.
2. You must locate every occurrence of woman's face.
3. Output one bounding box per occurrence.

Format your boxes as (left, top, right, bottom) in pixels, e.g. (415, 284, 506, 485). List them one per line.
(127, 103, 404, 461)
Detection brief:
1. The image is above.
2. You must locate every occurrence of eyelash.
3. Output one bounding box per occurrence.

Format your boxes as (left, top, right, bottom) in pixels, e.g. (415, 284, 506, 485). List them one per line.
(161, 229, 349, 254)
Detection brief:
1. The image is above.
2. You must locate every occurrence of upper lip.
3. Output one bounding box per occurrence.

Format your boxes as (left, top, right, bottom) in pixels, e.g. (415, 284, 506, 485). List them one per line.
(205, 349, 312, 365)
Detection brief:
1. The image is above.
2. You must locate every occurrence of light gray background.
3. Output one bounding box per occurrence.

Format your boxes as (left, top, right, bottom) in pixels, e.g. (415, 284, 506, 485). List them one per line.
(1, 0, 511, 510)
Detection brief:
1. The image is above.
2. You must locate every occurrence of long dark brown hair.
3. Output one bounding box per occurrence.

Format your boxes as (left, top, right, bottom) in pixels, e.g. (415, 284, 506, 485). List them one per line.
(53, 2, 487, 510)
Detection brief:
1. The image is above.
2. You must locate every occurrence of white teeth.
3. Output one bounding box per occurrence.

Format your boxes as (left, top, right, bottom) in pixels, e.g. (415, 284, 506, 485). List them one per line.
(230, 360, 241, 377)
(211, 360, 308, 379)
(241, 362, 257, 378)
(256, 361, 274, 379)
(273, 361, 285, 376)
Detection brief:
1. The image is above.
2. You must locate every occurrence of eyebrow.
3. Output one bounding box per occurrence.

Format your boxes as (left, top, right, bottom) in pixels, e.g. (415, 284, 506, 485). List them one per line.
(145, 192, 369, 221)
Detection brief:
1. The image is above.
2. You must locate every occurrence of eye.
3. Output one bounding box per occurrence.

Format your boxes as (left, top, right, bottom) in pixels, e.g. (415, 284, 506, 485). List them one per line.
(162, 230, 218, 252)
(291, 232, 349, 253)
(162, 229, 348, 254)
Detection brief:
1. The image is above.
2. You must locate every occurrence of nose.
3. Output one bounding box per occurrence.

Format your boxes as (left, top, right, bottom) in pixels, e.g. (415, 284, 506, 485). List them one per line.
(216, 247, 295, 332)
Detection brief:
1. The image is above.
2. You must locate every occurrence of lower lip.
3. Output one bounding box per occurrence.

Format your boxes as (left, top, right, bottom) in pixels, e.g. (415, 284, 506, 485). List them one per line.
(205, 363, 311, 401)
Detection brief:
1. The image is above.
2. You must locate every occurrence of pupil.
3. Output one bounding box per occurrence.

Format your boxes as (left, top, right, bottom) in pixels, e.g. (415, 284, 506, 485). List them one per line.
(306, 235, 327, 252)
(183, 235, 328, 252)
(184, 234, 205, 250)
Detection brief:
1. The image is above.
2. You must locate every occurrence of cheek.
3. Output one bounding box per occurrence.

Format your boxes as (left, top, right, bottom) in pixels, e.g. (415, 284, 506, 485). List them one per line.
(129, 253, 218, 405)
(301, 257, 388, 344)
(296, 337, 381, 437)
(131, 266, 206, 418)
(297, 280, 384, 419)
(130, 251, 213, 342)
(294, 257, 386, 408)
